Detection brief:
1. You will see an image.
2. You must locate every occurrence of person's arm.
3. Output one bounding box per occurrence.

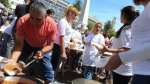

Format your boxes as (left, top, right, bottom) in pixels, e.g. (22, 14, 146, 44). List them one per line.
(104, 28, 132, 70)
(120, 42, 150, 63)
(58, 19, 67, 60)
(105, 42, 150, 71)
(35, 42, 54, 59)
(10, 17, 25, 62)
(103, 35, 130, 52)
(101, 47, 129, 57)
(92, 34, 105, 51)
(41, 42, 54, 54)
(104, 28, 131, 53)
(92, 42, 104, 51)
(36, 18, 57, 59)
(10, 34, 24, 62)
(43, 18, 57, 53)
(104, 47, 129, 53)
(60, 36, 67, 60)
(104, 53, 122, 71)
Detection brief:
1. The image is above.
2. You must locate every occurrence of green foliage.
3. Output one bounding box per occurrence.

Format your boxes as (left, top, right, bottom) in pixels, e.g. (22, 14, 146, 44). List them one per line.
(103, 20, 116, 38)
(103, 20, 112, 32)
(73, 0, 81, 11)
(0, 0, 10, 8)
(108, 28, 116, 38)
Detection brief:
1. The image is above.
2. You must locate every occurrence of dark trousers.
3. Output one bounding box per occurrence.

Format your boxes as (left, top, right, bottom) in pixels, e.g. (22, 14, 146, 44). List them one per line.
(51, 43, 61, 71)
(0, 33, 14, 57)
(19, 41, 54, 82)
(113, 72, 132, 84)
(68, 49, 82, 70)
(131, 74, 150, 84)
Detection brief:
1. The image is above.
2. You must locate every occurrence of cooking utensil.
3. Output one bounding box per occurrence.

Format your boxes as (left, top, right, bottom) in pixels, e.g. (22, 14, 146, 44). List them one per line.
(1, 76, 37, 84)
(3, 59, 36, 76)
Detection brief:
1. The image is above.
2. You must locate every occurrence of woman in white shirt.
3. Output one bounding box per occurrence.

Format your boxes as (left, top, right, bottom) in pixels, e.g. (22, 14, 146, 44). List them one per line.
(82, 22, 105, 79)
(105, 0, 150, 84)
(102, 6, 139, 84)
(51, 6, 79, 71)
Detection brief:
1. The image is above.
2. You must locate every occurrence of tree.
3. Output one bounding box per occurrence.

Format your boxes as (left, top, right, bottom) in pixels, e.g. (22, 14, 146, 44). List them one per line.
(108, 28, 116, 38)
(103, 20, 112, 32)
(0, 0, 10, 8)
(103, 20, 116, 38)
(73, 0, 82, 11)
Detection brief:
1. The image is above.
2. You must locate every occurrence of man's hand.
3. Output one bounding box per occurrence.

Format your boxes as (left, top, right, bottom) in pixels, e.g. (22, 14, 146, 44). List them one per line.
(34, 51, 44, 60)
(6, 58, 17, 63)
(104, 53, 122, 71)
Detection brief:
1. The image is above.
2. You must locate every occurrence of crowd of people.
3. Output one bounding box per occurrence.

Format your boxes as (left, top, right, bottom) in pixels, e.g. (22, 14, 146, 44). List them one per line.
(0, 0, 150, 84)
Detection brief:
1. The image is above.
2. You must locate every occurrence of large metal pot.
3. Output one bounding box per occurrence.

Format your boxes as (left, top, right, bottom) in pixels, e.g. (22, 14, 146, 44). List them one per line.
(0, 76, 37, 84)
(72, 78, 102, 84)
(3, 59, 36, 76)
(3, 62, 22, 76)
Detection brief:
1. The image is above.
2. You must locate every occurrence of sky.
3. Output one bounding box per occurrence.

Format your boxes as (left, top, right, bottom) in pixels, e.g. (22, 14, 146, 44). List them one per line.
(68, 0, 143, 31)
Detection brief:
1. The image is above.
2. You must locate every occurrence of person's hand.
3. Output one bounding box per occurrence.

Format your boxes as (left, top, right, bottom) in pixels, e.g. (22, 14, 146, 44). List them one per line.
(6, 58, 16, 63)
(83, 41, 91, 45)
(92, 42, 104, 51)
(0, 71, 4, 79)
(104, 53, 122, 71)
(34, 51, 44, 60)
(61, 52, 67, 61)
(101, 45, 109, 52)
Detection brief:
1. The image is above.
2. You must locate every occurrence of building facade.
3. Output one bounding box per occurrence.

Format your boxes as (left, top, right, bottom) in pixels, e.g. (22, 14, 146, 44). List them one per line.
(87, 16, 100, 30)
(47, 0, 70, 22)
(9, 0, 69, 22)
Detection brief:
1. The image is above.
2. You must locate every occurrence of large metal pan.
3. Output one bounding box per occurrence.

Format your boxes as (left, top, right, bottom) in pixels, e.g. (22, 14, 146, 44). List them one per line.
(0, 76, 37, 84)
(72, 78, 102, 84)
(3, 59, 36, 76)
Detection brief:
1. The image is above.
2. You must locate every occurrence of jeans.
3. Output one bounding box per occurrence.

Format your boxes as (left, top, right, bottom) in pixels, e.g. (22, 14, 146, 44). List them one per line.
(131, 74, 150, 84)
(83, 66, 95, 80)
(0, 33, 14, 57)
(19, 41, 54, 82)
